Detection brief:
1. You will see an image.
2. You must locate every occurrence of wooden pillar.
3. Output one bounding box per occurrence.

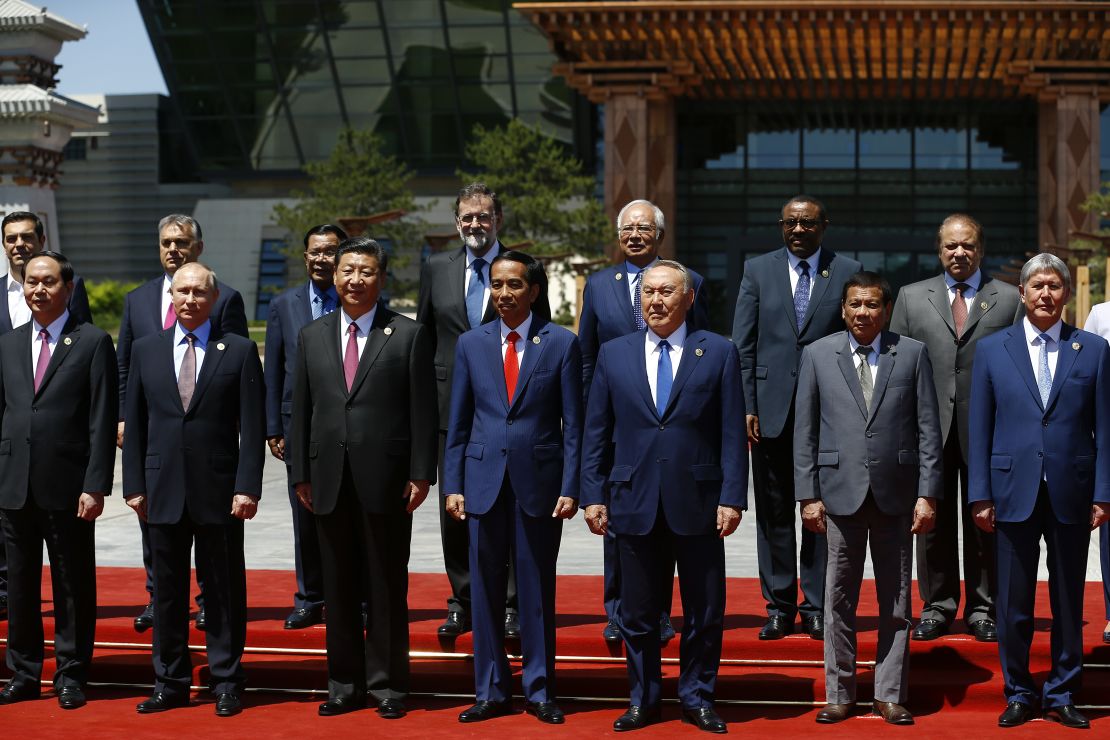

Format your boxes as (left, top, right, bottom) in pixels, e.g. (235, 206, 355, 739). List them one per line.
(1038, 88, 1102, 249)
(603, 93, 677, 261)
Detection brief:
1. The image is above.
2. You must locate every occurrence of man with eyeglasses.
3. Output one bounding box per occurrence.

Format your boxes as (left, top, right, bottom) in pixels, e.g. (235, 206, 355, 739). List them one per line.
(264, 224, 348, 630)
(578, 199, 709, 644)
(732, 195, 861, 642)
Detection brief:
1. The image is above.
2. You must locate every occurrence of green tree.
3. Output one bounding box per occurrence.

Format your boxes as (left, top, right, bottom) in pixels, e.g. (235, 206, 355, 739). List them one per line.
(86, 279, 140, 332)
(1076, 183, 1110, 306)
(458, 119, 609, 257)
(272, 129, 429, 300)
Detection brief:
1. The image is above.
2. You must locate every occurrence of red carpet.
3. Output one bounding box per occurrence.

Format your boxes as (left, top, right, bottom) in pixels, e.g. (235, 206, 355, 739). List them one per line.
(1, 567, 1109, 735)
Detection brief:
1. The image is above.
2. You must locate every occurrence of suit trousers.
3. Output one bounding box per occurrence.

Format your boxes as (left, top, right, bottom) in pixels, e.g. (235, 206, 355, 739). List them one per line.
(284, 464, 324, 611)
(825, 495, 912, 705)
(995, 486, 1089, 709)
(437, 431, 516, 617)
(751, 428, 826, 620)
(139, 516, 206, 609)
(1101, 524, 1110, 620)
(603, 528, 675, 625)
(617, 508, 725, 710)
(147, 515, 246, 697)
(916, 423, 995, 625)
(1, 501, 96, 689)
(0, 525, 7, 605)
(469, 478, 562, 703)
(315, 458, 412, 702)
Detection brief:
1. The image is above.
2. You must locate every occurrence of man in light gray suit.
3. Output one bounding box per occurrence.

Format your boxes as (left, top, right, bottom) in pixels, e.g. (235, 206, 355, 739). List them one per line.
(795, 271, 943, 725)
(889, 214, 1022, 643)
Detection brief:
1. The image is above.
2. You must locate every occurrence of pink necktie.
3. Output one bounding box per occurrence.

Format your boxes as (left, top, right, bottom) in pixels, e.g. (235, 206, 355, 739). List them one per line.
(344, 323, 359, 391)
(163, 301, 176, 330)
(33, 329, 50, 391)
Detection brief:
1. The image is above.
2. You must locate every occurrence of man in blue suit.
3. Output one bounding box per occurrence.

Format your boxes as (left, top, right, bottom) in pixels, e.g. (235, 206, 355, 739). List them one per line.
(264, 224, 347, 630)
(578, 199, 709, 643)
(969, 253, 1110, 730)
(444, 251, 582, 725)
(116, 214, 250, 634)
(583, 260, 746, 734)
(732, 196, 862, 641)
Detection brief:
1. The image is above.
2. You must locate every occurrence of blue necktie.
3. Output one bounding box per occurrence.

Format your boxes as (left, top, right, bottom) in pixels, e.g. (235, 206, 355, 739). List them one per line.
(794, 260, 811, 329)
(1037, 333, 1053, 406)
(466, 257, 486, 329)
(632, 270, 645, 331)
(656, 339, 673, 416)
(312, 291, 335, 320)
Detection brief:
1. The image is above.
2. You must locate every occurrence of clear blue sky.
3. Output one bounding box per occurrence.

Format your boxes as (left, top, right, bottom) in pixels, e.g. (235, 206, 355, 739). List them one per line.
(49, 0, 168, 96)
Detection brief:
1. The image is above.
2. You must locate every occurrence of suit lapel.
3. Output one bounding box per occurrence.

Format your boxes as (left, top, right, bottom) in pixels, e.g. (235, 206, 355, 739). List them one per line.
(606, 264, 637, 331)
(1045, 324, 1080, 413)
(448, 248, 470, 328)
(866, 332, 897, 424)
(508, 319, 547, 413)
(627, 335, 656, 418)
(348, 308, 393, 397)
(1003, 327, 1044, 410)
(798, 249, 835, 335)
(186, 328, 228, 413)
(926, 275, 956, 336)
(835, 336, 869, 419)
(774, 249, 800, 338)
(482, 324, 510, 412)
(143, 276, 167, 334)
(0, 275, 13, 334)
(660, 331, 703, 418)
(294, 283, 314, 327)
(962, 276, 999, 337)
(158, 330, 187, 415)
(33, 315, 80, 397)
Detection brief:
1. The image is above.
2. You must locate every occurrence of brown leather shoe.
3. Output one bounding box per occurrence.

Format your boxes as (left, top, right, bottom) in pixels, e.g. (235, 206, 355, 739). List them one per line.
(873, 701, 914, 725)
(815, 703, 853, 723)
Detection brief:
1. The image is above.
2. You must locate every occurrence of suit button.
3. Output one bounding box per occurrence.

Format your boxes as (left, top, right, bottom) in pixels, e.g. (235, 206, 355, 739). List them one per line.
(659, 424, 666, 430)
(955, 368, 962, 374)
(866, 431, 873, 438)
(507, 419, 514, 425)
(31, 407, 36, 412)
(337, 442, 345, 448)
(1037, 451, 1043, 457)
(345, 405, 352, 411)
(1042, 420, 1048, 427)
(791, 370, 797, 377)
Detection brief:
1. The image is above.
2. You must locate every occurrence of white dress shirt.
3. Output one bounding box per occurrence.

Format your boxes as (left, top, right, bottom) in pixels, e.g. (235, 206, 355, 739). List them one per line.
(625, 258, 658, 304)
(30, 309, 69, 377)
(500, 312, 532, 364)
(787, 247, 822, 300)
(944, 268, 981, 314)
(645, 324, 686, 408)
(160, 274, 174, 326)
(1084, 301, 1110, 341)
(847, 332, 882, 374)
(7, 274, 31, 328)
(173, 320, 211, 382)
(464, 242, 500, 312)
(339, 305, 377, 362)
(1022, 316, 1061, 379)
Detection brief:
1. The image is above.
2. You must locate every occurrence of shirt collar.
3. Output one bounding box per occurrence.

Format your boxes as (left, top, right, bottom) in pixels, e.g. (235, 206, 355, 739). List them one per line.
(465, 242, 500, 268)
(847, 331, 882, 357)
(501, 312, 532, 342)
(625, 258, 659, 281)
(32, 309, 69, 339)
(162, 274, 173, 293)
(787, 247, 822, 273)
(341, 305, 377, 335)
(647, 322, 687, 350)
(1023, 316, 1062, 346)
(944, 269, 982, 292)
(7, 274, 23, 292)
(174, 319, 211, 347)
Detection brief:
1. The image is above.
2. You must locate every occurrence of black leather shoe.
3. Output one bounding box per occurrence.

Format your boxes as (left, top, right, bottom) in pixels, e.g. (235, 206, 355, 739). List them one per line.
(136, 692, 189, 713)
(660, 614, 676, 643)
(603, 620, 622, 643)
(1103, 626, 1110, 645)
(802, 614, 824, 641)
(758, 615, 793, 640)
(971, 618, 998, 643)
(816, 703, 853, 723)
(56, 686, 86, 710)
(504, 611, 521, 640)
(873, 701, 914, 725)
(194, 608, 206, 631)
(526, 701, 565, 724)
(318, 696, 365, 716)
(377, 698, 406, 719)
(0, 594, 7, 620)
(613, 705, 661, 731)
(133, 602, 154, 633)
(912, 618, 946, 641)
(997, 701, 1035, 728)
(215, 693, 242, 717)
(437, 611, 469, 637)
(682, 706, 727, 733)
(1044, 704, 1090, 729)
(284, 607, 323, 630)
(459, 700, 513, 723)
(0, 682, 40, 704)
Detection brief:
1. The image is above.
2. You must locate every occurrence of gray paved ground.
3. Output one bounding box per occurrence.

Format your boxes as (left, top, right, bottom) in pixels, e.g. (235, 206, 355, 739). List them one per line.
(93, 449, 1105, 586)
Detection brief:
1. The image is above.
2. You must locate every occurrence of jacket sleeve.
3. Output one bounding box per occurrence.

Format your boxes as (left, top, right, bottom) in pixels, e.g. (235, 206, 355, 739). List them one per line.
(290, 327, 313, 485)
(888, 288, 910, 335)
(220, 289, 250, 338)
(263, 298, 286, 438)
(121, 345, 148, 497)
(580, 346, 615, 508)
(83, 333, 119, 494)
(408, 323, 439, 483)
(914, 345, 944, 500)
(718, 341, 747, 509)
(689, 272, 712, 333)
(967, 341, 997, 504)
(442, 335, 474, 497)
(793, 346, 821, 502)
(1093, 338, 1110, 504)
(560, 335, 584, 501)
(234, 343, 266, 497)
(69, 276, 93, 326)
(578, 277, 600, 406)
(416, 259, 437, 353)
(116, 292, 134, 420)
(732, 264, 759, 417)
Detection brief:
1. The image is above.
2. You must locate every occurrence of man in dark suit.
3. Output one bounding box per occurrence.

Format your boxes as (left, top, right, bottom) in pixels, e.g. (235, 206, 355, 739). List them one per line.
(0, 252, 117, 710)
(417, 182, 517, 638)
(444, 251, 582, 725)
(969, 253, 1110, 730)
(291, 237, 437, 719)
(732, 195, 862, 641)
(795, 271, 943, 725)
(889, 215, 1022, 644)
(578, 198, 710, 643)
(264, 223, 347, 630)
(582, 260, 746, 734)
(122, 262, 264, 718)
(116, 214, 249, 633)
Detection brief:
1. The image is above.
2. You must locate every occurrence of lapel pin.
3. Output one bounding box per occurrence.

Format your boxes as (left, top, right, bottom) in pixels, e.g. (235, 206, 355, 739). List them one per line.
(216, 342, 225, 350)
(695, 347, 704, 357)
(532, 336, 541, 344)
(821, 269, 829, 278)
(63, 337, 72, 345)
(615, 272, 623, 281)
(1073, 342, 1081, 350)
(980, 301, 989, 310)
(384, 327, 393, 336)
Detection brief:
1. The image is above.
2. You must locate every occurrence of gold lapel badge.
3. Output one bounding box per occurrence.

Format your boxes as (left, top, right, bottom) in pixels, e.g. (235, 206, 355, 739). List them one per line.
(821, 269, 829, 278)
(1073, 342, 1081, 350)
(384, 327, 393, 336)
(63, 337, 72, 346)
(216, 342, 225, 351)
(615, 272, 623, 281)
(532, 336, 541, 345)
(694, 348, 704, 357)
(980, 301, 989, 310)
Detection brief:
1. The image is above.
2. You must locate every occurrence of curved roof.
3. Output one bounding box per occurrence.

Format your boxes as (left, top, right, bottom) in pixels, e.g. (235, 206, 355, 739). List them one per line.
(0, 84, 99, 124)
(0, 0, 85, 41)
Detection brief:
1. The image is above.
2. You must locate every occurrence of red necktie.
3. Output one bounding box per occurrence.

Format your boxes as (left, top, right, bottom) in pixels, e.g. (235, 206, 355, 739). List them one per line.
(163, 301, 176, 330)
(952, 283, 969, 337)
(33, 329, 50, 392)
(343, 322, 359, 391)
(504, 331, 520, 403)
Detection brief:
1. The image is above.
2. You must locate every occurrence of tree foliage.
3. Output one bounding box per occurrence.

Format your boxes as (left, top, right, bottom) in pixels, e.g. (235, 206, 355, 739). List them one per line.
(1076, 184, 1110, 305)
(86, 279, 140, 331)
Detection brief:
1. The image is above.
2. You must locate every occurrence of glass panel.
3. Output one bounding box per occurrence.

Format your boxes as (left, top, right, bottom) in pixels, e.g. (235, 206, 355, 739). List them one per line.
(803, 129, 854, 169)
(916, 127, 967, 169)
(859, 129, 910, 169)
(334, 57, 392, 86)
(747, 130, 799, 169)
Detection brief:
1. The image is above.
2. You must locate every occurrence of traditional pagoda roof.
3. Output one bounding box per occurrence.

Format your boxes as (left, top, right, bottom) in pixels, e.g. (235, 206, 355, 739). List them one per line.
(0, 0, 85, 41)
(0, 83, 98, 124)
(514, 1, 1110, 101)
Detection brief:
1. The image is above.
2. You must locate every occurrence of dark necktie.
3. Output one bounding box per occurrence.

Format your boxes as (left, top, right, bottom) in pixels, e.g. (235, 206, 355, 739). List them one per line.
(504, 330, 520, 403)
(951, 282, 969, 337)
(178, 333, 196, 410)
(33, 329, 50, 392)
(343, 322, 359, 391)
(656, 339, 673, 416)
(794, 261, 811, 329)
(856, 344, 873, 411)
(632, 270, 645, 331)
(466, 257, 486, 329)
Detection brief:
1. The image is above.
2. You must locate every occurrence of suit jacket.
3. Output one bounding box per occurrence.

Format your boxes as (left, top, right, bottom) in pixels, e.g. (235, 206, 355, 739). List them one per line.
(580, 330, 747, 536)
(116, 275, 249, 417)
(121, 328, 265, 525)
(0, 316, 117, 510)
(579, 262, 711, 399)
(732, 247, 862, 439)
(0, 273, 92, 334)
(794, 330, 943, 517)
(443, 317, 582, 518)
(264, 282, 315, 440)
(416, 246, 498, 431)
(889, 273, 1022, 458)
(968, 322, 1110, 524)
(290, 308, 438, 516)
